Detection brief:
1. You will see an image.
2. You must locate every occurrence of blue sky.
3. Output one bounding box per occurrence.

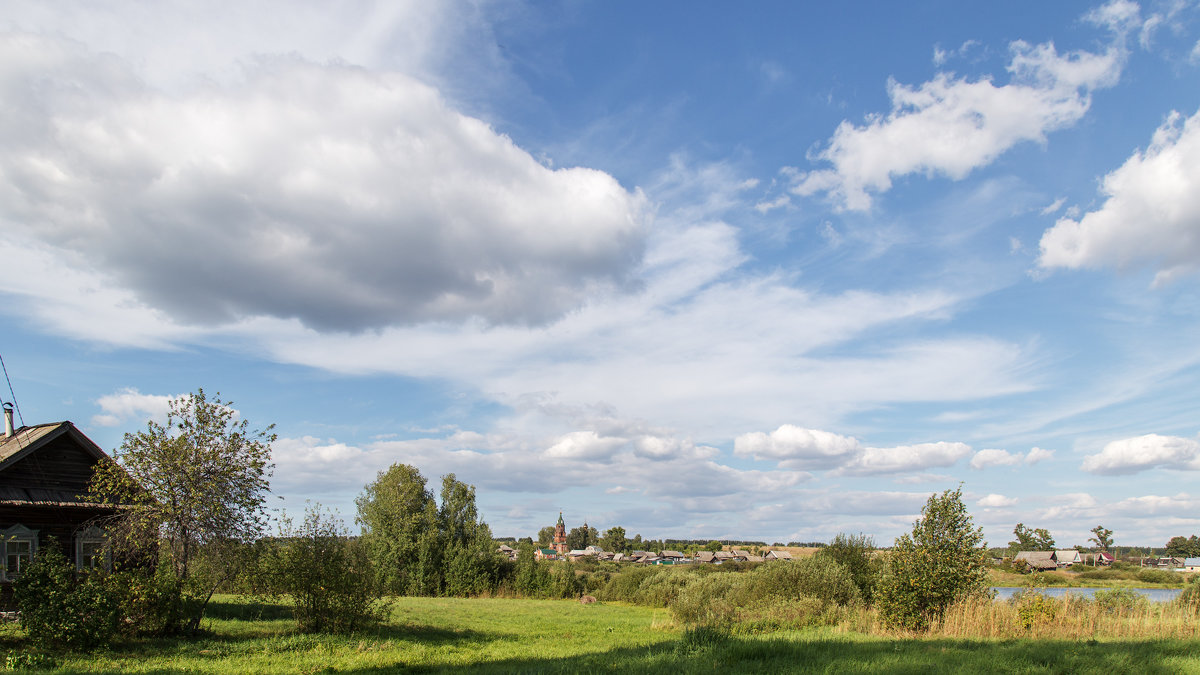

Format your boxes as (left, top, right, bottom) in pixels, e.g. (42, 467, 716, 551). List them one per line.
(2, 1, 1200, 547)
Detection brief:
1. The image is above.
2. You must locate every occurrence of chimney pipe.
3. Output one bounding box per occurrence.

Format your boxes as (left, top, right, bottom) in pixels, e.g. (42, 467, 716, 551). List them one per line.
(3, 403, 13, 438)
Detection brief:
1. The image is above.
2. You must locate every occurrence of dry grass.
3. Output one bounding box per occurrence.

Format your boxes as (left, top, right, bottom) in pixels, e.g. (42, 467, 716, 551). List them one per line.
(927, 594, 1200, 640)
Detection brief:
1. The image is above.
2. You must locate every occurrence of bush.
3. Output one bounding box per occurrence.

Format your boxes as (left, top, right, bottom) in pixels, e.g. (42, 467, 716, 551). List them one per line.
(1010, 590, 1058, 630)
(670, 555, 860, 631)
(257, 506, 387, 633)
(12, 540, 122, 651)
(1076, 569, 1121, 581)
(634, 569, 693, 607)
(819, 533, 879, 604)
(1176, 582, 1200, 613)
(737, 555, 860, 609)
(1136, 569, 1181, 584)
(1092, 588, 1149, 616)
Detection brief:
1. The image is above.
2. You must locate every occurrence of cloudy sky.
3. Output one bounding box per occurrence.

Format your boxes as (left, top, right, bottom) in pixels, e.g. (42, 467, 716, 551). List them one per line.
(2, 1, 1199, 548)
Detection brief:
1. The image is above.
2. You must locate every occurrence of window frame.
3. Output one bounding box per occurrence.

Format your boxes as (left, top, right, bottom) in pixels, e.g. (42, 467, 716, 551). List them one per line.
(74, 525, 110, 573)
(1, 524, 39, 582)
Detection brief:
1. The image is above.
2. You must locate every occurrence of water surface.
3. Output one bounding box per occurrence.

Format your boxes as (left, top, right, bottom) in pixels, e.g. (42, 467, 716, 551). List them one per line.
(991, 586, 1182, 603)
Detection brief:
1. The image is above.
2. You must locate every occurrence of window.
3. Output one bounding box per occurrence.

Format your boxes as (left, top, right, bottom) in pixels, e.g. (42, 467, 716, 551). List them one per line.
(0, 525, 38, 581)
(74, 525, 110, 573)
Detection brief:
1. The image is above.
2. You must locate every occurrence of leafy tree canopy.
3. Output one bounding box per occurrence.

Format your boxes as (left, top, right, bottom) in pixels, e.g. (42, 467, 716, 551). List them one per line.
(89, 388, 275, 632)
(1089, 525, 1114, 551)
(877, 486, 989, 630)
(1008, 523, 1056, 551)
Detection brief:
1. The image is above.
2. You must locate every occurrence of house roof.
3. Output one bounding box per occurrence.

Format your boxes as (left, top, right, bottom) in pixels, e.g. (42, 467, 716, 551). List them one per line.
(0, 422, 108, 469)
(1015, 551, 1055, 562)
(695, 551, 716, 562)
(766, 550, 792, 559)
(660, 550, 684, 558)
(1054, 550, 1080, 561)
(1185, 558, 1200, 567)
(731, 549, 750, 557)
(0, 421, 115, 505)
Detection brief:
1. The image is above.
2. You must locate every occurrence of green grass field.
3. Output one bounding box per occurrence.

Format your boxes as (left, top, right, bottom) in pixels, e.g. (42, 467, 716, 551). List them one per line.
(3, 596, 1200, 673)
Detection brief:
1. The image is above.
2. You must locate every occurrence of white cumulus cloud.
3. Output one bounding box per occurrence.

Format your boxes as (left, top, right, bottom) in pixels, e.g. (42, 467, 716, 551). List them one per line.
(1038, 108, 1200, 284)
(1081, 433, 1200, 474)
(977, 493, 1018, 508)
(970, 446, 1055, 469)
(838, 441, 972, 476)
(0, 33, 647, 331)
(733, 425, 860, 470)
(91, 387, 176, 427)
(792, 32, 1123, 210)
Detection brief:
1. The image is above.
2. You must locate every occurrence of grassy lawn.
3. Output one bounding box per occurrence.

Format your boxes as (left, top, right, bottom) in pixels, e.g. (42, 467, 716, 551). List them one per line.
(3, 596, 1199, 673)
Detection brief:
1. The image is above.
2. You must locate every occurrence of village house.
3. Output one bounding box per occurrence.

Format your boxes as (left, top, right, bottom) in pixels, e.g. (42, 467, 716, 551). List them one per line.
(1053, 550, 1082, 567)
(1014, 551, 1057, 571)
(763, 550, 793, 561)
(0, 406, 122, 599)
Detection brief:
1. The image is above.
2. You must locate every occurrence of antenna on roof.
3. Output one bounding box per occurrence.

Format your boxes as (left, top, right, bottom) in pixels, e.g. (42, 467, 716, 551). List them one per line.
(0, 352, 24, 429)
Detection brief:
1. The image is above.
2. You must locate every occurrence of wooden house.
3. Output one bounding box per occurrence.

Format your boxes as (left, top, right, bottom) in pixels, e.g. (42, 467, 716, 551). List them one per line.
(1053, 550, 1082, 567)
(1014, 551, 1057, 571)
(763, 550, 793, 561)
(0, 409, 120, 590)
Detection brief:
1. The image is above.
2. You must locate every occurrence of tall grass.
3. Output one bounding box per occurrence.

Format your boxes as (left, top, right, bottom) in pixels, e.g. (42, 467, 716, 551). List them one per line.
(926, 590, 1200, 640)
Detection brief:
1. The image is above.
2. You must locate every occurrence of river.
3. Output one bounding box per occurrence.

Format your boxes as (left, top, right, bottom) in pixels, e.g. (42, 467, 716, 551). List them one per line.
(991, 586, 1183, 603)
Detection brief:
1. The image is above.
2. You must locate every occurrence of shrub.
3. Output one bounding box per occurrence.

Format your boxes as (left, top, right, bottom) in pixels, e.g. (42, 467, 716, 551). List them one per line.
(597, 565, 661, 602)
(1092, 588, 1149, 616)
(1136, 569, 1181, 584)
(670, 573, 739, 628)
(737, 555, 860, 609)
(12, 540, 122, 651)
(1076, 569, 1121, 581)
(257, 506, 387, 633)
(548, 561, 583, 599)
(818, 533, 879, 604)
(1010, 590, 1058, 630)
(635, 569, 693, 607)
(670, 555, 859, 631)
(1176, 582, 1200, 613)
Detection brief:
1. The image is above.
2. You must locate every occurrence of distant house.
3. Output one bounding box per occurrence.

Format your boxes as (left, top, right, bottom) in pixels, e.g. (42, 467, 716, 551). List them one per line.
(713, 551, 734, 562)
(1014, 551, 1057, 571)
(730, 549, 751, 561)
(1053, 550, 1082, 567)
(0, 409, 124, 596)
(745, 555, 764, 563)
(658, 550, 686, 562)
(763, 550, 793, 561)
(497, 544, 517, 560)
(1145, 557, 1185, 568)
(1183, 558, 1200, 572)
(534, 548, 558, 561)
(694, 551, 717, 564)
(1096, 551, 1115, 566)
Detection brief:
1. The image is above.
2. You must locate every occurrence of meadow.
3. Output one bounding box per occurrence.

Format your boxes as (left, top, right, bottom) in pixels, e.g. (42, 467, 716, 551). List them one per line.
(4, 595, 1200, 674)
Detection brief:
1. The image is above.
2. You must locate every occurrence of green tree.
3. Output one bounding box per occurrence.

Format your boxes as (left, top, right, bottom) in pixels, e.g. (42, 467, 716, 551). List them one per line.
(356, 463, 438, 595)
(89, 388, 275, 633)
(1008, 523, 1056, 551)
(601, 526, 627, 553)
(440, 474, 499, 596)
(877, 487, 990, 630)
(1089, 525, 1114, 551)
(566, 524, 598, 551)
(537, 526, 556, 548)
(1165, 535, 1200, 558)
(705, 540, 723, 553)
